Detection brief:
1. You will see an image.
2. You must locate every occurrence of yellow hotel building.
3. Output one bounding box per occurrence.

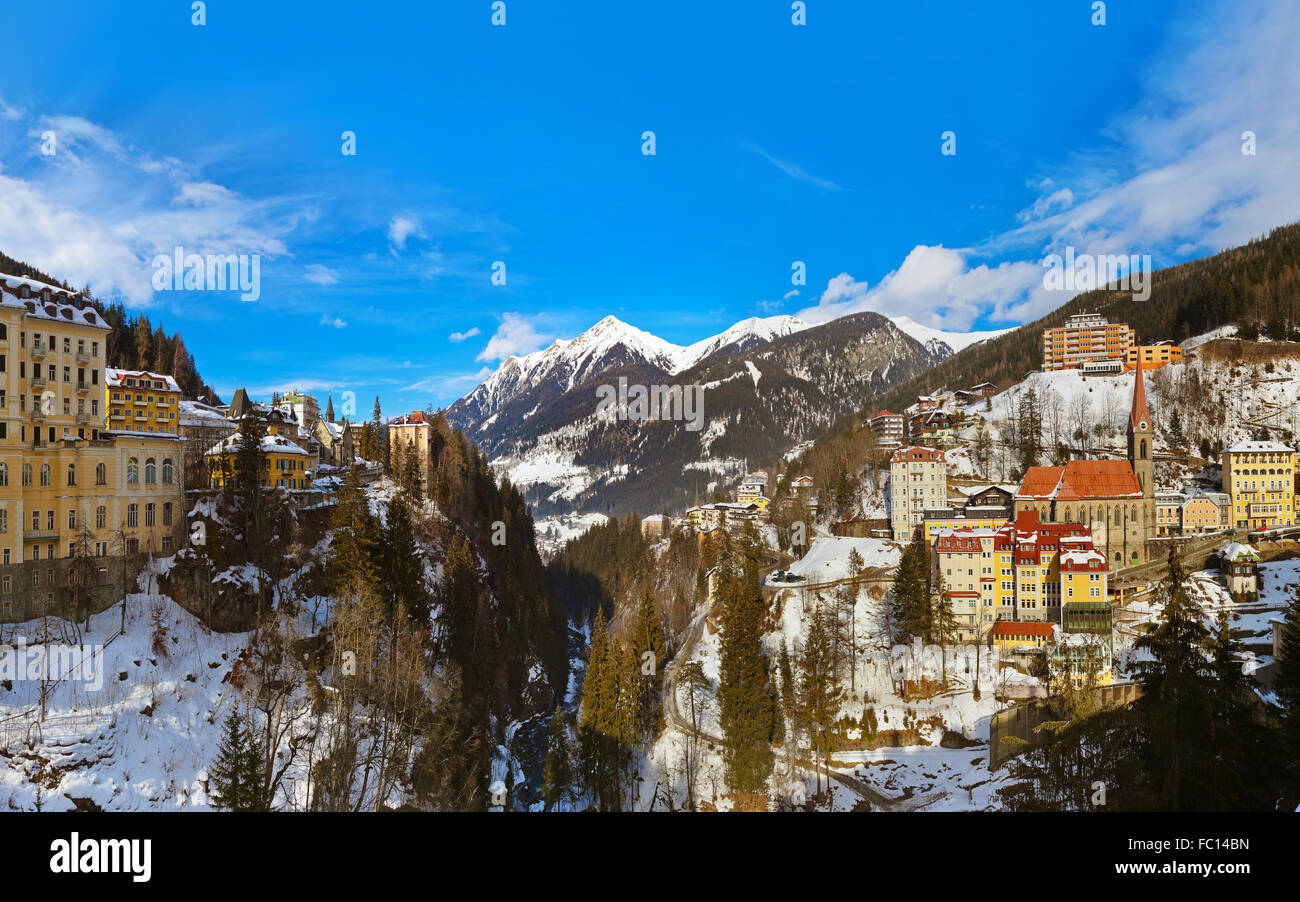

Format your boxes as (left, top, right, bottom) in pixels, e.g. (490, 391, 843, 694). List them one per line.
(107, 368, 181, 434)
(205, 429, 313, 490)
(1221, 440, 1296, 530)
(1, 276, 185, 621)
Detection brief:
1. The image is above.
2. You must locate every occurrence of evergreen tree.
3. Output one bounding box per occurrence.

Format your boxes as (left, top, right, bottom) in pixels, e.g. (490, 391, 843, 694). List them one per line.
(799, 604, 843, 797)
(716, 563, 777, 803)
(1275, 587, 1300, 803)
(209, 711, 267, 811)
(541, 706, 573, 811)
(632, 587, 666, 740)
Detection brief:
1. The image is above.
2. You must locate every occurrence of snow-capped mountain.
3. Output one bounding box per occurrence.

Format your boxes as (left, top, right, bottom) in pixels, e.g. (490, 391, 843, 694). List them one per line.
(449, 314, 812, 433)
(445, 311, 948, 517)
(888, 315, 1012, 357)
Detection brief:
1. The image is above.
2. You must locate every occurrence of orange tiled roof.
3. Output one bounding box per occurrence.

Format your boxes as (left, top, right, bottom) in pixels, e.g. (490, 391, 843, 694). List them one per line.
(992, 621, 1056, 638)
(1016, 460, 1141, 501)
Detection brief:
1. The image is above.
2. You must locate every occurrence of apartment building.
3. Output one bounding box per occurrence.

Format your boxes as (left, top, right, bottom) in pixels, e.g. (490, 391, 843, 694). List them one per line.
(933, 510, 1096, 634)
(869, 410, 905, 449)
(889, 445, 946, 542)
(1, 275, 184, 621)
(107, 368, 181, 435)
(1041, 312, 1134, 372)
(1220, 440, 1297, 530)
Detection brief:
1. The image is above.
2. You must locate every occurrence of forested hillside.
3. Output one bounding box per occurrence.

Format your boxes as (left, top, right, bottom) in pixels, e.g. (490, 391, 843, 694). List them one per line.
(0, 248, 222, 403)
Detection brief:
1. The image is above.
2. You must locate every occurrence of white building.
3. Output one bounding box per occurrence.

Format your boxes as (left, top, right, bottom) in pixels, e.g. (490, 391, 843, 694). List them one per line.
(889, 445, 947, 542)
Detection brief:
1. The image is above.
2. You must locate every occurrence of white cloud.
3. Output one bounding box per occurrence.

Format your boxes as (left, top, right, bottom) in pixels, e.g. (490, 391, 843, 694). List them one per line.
(477, 312, 553, 362)
(387, 214, 423, 251)
(801, 1, 1300, 331)
(742, 141, 843, 191)
(403, 366, 492, 394)
(782, 288, 800, 300)
(449, 326, 480, 342)
(0, 97, 23, 122)
(304, 264, 339, 285)
(320, 315, 347, 328)
(0, 110, 297, 306)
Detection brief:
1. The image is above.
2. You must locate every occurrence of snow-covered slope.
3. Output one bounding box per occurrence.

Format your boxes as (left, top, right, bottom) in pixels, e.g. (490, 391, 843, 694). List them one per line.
(889, 315, 1012, 355)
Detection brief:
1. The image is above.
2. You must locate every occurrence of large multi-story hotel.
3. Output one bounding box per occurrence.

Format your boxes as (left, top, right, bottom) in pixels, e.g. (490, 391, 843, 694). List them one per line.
(1220, 440, 1296, 530)
(1, 275, 185, 621)
(889, 445, 947, 542)
(1042, 312, 1134, 372)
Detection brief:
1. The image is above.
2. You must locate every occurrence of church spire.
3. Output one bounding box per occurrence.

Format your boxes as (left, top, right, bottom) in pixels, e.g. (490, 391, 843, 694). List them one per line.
(326, 392, 335, 423)
(1129, 352, 1150, 431)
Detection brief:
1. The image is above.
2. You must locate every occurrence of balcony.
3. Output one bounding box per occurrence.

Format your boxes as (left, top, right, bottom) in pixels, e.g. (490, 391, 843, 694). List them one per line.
(76, 381, 90, 392)
(31, 343, 47, 359)
(76, 350, 91, 363)
(31, 375, 47, 389)
(76, 411, 95, 424)
(23, 529, 59, 542)
(30, 408, 45, 422)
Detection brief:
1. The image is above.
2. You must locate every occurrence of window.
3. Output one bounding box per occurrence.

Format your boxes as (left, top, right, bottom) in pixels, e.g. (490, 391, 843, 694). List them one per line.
(96, 506, 106, 529)
(21, 464, 31, 487)
(145, 458, 156, 484)
(67, 463, 76, 486)
(67, 509, 76, 530)
(0, 510, 6, 533)
(40, 464, 50, 486)
(96, 462, 106, 485)
(145, 503, 155, 527)
(162, 459, 174, 484)
(127, 504, 138, 528)
(127, 458, 139, 484)
(0, 463, 6, 487)
(162, 502, 172, 527)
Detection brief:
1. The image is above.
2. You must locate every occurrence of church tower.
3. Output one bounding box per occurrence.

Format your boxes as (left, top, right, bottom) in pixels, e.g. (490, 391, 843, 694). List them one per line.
(325, 392, 335, 424)
(1126, 355, 1154, 495)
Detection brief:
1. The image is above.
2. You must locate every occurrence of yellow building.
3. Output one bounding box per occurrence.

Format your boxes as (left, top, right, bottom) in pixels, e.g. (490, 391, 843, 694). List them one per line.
(107, 368, 181, 435)
(2, 275, 185, 621)
(991, 620, 1055, 654)
(1220, 440, 1296, 530)
(1125, 344, 1182, 371)
(205, 430, 313, 490)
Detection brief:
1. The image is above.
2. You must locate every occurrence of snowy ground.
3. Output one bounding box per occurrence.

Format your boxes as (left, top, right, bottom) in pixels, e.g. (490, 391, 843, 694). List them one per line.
(780, 536, 902, 584)
(0, 593, 249, 811)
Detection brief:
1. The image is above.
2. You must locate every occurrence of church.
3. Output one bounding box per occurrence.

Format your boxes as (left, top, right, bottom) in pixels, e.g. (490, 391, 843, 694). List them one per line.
(1013, 357, 1157, 568)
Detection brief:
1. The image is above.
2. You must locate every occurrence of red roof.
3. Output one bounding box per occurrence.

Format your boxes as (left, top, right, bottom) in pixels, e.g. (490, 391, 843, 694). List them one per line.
(992, 621, 1056, 639)
(391, 411, 431, 426)
(1016, 460, 1142, 501)
(891, 445, 945, 464)
(873, 410, 900, 419)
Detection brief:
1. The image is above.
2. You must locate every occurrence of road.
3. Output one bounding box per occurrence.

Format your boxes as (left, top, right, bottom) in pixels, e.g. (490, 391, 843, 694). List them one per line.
(661, 551, 904, 812)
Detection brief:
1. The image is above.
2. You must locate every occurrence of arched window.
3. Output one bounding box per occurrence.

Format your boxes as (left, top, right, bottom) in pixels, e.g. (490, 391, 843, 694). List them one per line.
(96, 463, 107, 485)
(1140, 439, 1147, 458)
(40, 464, 50, 487)
(162, 459, 174, 484)
(22, 464, 31, 487)
(67, 463, 76, 487)
(127, 458, 139, 485)
(0, 463, 6, 488)
(145, 458, 156, 484)
(1064, 507, 1073, 523)
(1130, 504, 1138, 521)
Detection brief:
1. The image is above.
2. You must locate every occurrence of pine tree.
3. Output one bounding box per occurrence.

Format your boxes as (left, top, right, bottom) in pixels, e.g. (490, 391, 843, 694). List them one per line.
(716, 563, 777, 803)
(1132, 547, 1215, 810)
(209, 711, 266, 811)
(632, 587, 666, 740)
(541, 706, 573, 811)
(800, 604, 843, 797)
(1275, 587, 1300, 803)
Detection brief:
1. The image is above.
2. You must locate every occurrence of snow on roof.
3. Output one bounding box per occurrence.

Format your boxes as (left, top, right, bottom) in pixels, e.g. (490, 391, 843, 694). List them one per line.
(642, 514, 665, 522)
(206, 432, 310, 457)
(1060, 548, 1107, 570)
(1223, 440, 1295, 454)
(107, 368, 181, 393)
(0, 273, 108, 330)
(1220, 542, 1259, 562)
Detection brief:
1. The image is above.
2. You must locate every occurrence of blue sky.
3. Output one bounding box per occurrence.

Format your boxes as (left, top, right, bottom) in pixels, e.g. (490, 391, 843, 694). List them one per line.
(0, 0, 1296, 415)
